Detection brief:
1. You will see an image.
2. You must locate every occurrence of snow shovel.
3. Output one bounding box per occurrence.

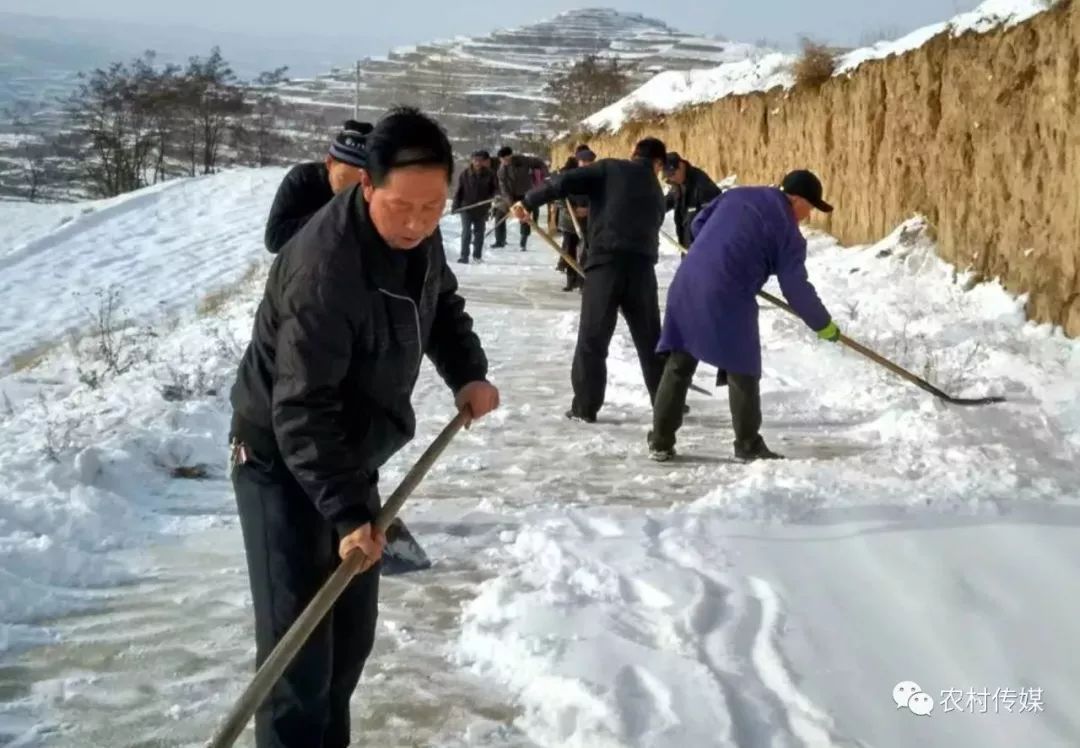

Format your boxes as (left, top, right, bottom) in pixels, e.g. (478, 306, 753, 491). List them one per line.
(525, 216, 713, 398)
(756, 290, 1005, 406)
(381, 517, 431, 575)
(206, 411, 469, 748)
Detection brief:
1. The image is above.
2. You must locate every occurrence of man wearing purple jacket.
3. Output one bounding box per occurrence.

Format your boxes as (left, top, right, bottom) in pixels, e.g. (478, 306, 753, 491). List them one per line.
(648, 170, 841, 462)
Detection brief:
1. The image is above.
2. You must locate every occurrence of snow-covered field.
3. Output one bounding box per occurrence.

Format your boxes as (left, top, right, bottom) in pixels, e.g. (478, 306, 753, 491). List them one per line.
(585, 0, 1050, 131)
(0, 169, 1078, 747)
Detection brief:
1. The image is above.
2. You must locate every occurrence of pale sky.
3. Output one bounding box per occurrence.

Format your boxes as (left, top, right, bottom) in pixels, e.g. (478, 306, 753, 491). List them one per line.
(4, 0, 986, 56)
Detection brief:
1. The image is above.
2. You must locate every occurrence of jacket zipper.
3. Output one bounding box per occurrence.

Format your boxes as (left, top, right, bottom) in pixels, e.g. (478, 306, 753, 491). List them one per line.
(376, 258, 430, 386)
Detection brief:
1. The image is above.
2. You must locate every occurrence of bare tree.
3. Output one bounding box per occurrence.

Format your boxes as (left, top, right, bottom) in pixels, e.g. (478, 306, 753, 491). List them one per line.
(233, 66, 291, 166)
(7, 102, 48, 201)
(178, 47, 247, 175)
(542, 54, 636, 129)
(63, 57, 158, 196)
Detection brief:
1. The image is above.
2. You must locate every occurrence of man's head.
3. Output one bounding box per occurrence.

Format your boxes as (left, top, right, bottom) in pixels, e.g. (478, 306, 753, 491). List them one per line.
(779, 169, 833, 223)
(359, 106, 454, 250)
(662, 152, 687, 185)
(325, 119, 373, 193)
(575, 146, 596, 165)
(496, 146, 513, 166)
(632, 137, 667, 175)
(470, 149, 489, 171)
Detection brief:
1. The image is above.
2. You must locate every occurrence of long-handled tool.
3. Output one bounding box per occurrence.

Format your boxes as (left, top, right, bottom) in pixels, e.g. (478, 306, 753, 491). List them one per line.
(447, 197, 496, 216)
(206, 412, 469, 748)
(564, 198, 586, 242)
(658, 230, 1004, 406)
(520, 214, 712, 398)
(482, 209, 511, 243)
(520, 211, 585, 276)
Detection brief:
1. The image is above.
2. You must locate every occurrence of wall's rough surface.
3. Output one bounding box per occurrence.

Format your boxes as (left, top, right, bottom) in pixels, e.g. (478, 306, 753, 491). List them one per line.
(557, 2, 1080, 334)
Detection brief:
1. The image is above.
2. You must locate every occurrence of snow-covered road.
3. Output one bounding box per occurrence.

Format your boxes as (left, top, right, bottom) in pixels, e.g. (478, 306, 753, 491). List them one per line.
(1, 169, 1078, 747)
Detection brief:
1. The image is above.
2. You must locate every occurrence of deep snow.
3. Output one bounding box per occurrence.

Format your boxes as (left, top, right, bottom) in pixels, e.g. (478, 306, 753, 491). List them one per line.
(0, 169, 1077, 747)
(584, 0, 1050, 132)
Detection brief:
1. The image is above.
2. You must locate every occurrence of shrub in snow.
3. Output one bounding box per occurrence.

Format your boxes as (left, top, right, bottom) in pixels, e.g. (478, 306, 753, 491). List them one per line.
(793, 39, 836, 89)
(152, 440, 211, 481)
(70, 286, 158, 390)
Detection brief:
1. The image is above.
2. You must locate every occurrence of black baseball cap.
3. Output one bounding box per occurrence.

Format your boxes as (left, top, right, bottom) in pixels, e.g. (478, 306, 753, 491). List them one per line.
(663, 152, 684, 174)
(780, 170, 833, 212)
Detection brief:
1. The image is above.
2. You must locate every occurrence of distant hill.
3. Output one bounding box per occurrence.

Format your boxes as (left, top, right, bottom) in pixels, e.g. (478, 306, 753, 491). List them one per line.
(280, 7, 759, 152)
(0, 8, 761, 201)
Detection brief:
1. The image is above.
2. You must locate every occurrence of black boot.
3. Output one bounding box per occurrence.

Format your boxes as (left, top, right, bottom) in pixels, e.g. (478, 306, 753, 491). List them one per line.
(648, 352, 697, 458)
(565, 408, 596, 424)
(728, 373, 783, 461)
(734, 435, 784, 461)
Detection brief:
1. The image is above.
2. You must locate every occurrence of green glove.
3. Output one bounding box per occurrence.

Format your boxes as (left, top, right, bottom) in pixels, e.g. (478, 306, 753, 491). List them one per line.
(817, 320, 840, 342)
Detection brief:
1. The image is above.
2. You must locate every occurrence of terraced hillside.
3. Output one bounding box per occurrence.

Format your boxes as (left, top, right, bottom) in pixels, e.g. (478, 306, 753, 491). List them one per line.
(0, 7, 756, 201)
(278, 8, 758, 152)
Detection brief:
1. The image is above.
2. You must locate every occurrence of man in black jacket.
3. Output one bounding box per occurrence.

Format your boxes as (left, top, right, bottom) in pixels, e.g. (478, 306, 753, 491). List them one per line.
(452, 149, 497, 263)
(263, 120, 373, 253)
(229, 107, 499, 748)
(497, 146, 548, 250)
(511, 137, 668, 422)
(663, 152, 723, 249)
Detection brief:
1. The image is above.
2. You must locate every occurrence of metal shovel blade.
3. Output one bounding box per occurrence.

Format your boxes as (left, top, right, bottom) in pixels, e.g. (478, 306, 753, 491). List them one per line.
(381, 517, 432, 575)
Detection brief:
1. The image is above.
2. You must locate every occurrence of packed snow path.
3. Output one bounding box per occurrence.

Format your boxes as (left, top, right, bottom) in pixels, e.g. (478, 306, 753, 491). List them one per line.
(0, 169, 1078, 747)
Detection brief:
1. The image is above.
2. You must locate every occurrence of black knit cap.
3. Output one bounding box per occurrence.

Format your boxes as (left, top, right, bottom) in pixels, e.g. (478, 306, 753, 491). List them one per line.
(663, 152, 684, 174)
(328, 119, 373, 168)
(575, 146, 596, 163)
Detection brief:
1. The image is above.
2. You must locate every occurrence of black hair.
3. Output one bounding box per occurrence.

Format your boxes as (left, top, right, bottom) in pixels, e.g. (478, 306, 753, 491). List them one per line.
(471, 149, 490, 159)
(342, 120, 374, 136)
(561, 155, 578, 171)
(496, 146, 513, 158)
(574, 143, 589, 152)
(632, 137, 667, 162)
(364, 106, 454, 186)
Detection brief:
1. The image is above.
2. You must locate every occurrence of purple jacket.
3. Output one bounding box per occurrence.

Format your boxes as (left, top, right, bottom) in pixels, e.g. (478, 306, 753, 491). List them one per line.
(657, 186, 831, 377)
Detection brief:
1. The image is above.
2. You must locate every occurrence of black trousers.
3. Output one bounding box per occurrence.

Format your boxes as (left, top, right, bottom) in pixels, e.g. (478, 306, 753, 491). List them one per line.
(514, 201, 534, 248)
(571, 258, 664, 418)
(492, 208, 507, 247)
(459, 214, 485, 260)
(561, 232, 582, 288)
(648, 350, 763, 453)
(233, 453, 380, 748)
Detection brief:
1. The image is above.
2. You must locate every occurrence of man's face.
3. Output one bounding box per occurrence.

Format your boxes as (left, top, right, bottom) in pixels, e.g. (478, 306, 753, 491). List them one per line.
(326, 157, 364, 194)
(789, 196, 813, 223)
(362, 165, 449, 250)
(471, 157, 484, 171)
